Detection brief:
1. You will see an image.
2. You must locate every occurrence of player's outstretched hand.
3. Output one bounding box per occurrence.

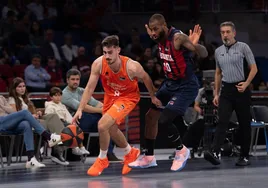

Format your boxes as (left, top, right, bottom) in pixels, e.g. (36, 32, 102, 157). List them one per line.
(188, 24, 202, 45)
(72, 110, 82, 125)
(145, 24, 152, 38)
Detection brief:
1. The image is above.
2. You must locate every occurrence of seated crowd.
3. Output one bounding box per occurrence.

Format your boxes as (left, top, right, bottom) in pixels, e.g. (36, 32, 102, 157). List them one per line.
(0, 69, 122, 168)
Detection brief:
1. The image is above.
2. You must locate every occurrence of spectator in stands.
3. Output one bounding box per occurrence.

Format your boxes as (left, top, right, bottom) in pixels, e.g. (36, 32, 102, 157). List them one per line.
(143, 58, 159, 83)
(71, 47, 91, 88)
(44, 0, 58, 19)
(91, 44, 103, 61)
(0, 47, 10, 65)
(0, 10, 16, 44)
(45, 56, 65, 88)
(24, 54, 51, 92)
(61, 33, 78, 66)
(9, 15, 31, 64)
(72, 47, 90, 74)
(154, 62, 165, 88)
(27, 0, 44, 21)
(0, 95, 61, 168)
(30, 21, 44, 48)
(45, 87, 90, 155)
(40, 29, 62, 62)
(124, 34, 144, 61)
(141, 47, 157, 64)
(8, 77, 69, 165)
(2, 1, 18, 19)
(61, 69, 120, 161)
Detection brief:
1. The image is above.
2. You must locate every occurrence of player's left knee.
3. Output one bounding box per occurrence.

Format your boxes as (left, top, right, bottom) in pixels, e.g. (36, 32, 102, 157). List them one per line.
(158, 108, 183, 127)
(98, 121, 110, 133)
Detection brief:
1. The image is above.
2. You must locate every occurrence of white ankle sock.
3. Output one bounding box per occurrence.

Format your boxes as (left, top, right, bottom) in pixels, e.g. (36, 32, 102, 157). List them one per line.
(123, 144, 131, 155)
(98, 149, 108, 159)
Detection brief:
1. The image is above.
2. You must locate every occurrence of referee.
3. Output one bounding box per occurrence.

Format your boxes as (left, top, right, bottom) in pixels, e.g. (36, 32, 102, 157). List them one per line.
(204, 21, 258, 166)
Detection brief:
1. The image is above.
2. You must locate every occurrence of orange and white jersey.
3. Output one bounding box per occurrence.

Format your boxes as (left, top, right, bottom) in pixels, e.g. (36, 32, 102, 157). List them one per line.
(100, 55, 140, 102)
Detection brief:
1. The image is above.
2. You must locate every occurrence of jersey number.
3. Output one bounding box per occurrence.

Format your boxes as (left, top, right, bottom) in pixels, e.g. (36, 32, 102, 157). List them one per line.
(163, 62, 171, 72)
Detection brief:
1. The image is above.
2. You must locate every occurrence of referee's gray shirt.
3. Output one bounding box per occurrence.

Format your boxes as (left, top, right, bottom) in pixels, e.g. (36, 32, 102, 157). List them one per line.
(215, 41, 256, 83)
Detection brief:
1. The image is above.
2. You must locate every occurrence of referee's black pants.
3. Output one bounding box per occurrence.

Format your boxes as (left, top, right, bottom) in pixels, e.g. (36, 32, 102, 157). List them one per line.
(212, 81, 251, 157)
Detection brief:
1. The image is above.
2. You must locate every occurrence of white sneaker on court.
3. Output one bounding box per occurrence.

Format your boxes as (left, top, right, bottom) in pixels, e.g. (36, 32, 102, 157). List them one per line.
(26, 156, 46, 168)
(72, 147, 84, 155)
(80, 146, 90, 155)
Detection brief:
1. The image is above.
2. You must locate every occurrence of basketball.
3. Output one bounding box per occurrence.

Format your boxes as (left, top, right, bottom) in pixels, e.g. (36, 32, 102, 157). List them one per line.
(61, 124, 84, 148)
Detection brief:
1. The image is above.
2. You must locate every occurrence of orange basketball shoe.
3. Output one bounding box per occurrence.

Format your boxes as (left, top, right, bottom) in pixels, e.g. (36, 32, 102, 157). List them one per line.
(122, 147, 140, 175)
(87, 157, 109, 176)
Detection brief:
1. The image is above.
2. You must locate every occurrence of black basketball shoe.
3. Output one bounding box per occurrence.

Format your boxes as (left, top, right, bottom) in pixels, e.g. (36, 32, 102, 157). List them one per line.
(235, 156, 250, 166)
(51, 146, 69, 166)
(204, 150, 221, 165)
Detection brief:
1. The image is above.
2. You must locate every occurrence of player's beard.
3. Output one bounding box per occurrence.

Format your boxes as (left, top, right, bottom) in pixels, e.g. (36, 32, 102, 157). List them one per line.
(153, 29, 165, 43)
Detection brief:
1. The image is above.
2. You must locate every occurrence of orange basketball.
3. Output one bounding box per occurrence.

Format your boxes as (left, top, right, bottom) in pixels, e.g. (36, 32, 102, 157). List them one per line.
(61, 124, 84, 148)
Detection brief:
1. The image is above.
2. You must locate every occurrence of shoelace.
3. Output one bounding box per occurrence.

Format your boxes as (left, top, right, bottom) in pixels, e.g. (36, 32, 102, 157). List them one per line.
(138, 154, 146, 161)
(123, 150, 135, 165)
(92, 158, 107, 168)
(174, 154, 184, 161)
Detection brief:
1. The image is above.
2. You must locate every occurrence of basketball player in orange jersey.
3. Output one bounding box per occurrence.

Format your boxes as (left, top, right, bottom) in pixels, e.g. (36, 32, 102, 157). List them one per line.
(72, 35, 161, 176)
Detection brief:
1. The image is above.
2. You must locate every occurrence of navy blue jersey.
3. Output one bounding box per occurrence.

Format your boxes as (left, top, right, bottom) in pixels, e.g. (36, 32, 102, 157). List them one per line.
(158, 27, 194, 80)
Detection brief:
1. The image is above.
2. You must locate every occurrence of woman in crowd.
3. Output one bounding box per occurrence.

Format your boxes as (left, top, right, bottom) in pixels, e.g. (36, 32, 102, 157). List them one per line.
(0, 95, 61, 168)
(8, 77, 68, 165)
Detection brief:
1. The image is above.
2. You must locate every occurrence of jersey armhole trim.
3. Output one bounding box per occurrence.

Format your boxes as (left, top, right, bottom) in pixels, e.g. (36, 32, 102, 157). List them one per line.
(126, 59, 134, 81)
(99, 57, 103, 74)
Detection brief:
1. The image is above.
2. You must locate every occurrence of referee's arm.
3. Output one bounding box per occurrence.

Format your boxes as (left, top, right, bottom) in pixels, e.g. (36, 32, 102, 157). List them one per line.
(243, 44, 258, 86)
(214, 50, 222, 97)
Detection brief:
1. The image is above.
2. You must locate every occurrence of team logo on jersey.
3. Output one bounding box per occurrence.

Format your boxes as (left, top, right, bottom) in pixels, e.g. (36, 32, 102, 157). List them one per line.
(159, 52, 174, 61)
(168, 101, 174, 105)
(113, 104, 125, 112)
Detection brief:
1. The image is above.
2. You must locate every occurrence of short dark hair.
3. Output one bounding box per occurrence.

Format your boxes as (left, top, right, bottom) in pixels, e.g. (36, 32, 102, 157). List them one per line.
(31, 54, 41, 60)
(49, 87, 62, 97)
(149, 13, 166, 25)
(220, 21, 236, 31)
(101, 35, 119, 48)
(7, 10, 15, 18)
(66, 69, 81, 79)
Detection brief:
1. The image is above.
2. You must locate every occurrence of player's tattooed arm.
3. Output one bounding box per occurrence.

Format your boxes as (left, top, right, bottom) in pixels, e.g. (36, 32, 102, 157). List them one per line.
(173, 33, 208, 58)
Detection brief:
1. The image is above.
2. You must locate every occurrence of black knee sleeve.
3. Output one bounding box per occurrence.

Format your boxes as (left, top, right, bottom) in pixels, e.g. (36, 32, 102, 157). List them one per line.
(158, 109, 181, 143)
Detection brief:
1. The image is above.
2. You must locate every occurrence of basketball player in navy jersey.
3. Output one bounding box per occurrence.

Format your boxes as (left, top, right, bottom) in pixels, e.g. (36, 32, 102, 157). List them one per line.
(129, 14, 208, 171)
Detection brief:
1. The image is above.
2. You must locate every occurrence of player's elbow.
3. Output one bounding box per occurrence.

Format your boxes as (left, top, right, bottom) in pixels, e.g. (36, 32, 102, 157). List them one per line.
(198, 47, 208, 58)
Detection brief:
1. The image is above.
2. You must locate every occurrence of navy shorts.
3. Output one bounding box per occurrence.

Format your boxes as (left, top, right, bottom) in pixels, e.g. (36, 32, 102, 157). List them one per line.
(152, 75, 199, 116)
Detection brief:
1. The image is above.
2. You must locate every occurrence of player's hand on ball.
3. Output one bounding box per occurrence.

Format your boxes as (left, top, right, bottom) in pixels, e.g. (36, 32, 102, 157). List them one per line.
(152, 96, 162, 107)
(72, 110, 82, 125)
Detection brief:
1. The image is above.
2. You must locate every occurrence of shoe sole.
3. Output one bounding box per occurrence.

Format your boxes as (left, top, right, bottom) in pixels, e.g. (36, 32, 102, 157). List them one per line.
(204, 151, 221, 165)
(51, 157, 69, 166)
(128, 161, 158, 169)
(170, 148, 190, 172)
(122, 150, 141, 174)
(235, 162, 251, 166)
